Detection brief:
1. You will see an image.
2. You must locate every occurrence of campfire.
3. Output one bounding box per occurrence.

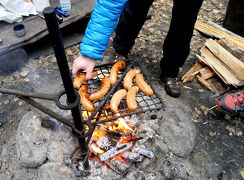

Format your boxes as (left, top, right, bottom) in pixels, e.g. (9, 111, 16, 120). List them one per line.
(81, 111, 154, 175)
(0, 8, 164, 176)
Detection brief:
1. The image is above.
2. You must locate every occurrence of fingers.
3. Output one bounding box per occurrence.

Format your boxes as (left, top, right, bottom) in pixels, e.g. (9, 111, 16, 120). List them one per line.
(86, 71, 93, 80)
(72, 61, 79, 77)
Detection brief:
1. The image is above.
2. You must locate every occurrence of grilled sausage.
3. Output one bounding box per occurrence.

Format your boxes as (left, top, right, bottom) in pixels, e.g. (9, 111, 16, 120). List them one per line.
(79, 85, 95, 112)
(90, 77, 111, 101)
(73, 71, 98, 89)
(110, 89, 127, 113)
(135, 74, 154, 96)
(109, 61, 126, 85)
(126, 86, 139, 111)
(123, 69, 140, 90)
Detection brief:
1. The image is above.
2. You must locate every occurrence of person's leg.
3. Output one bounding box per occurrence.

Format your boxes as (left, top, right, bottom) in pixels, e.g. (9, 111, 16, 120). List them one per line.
(160, 0, 204, 78)
(160, 0, 203, 97)
(113, 0, 154, 57)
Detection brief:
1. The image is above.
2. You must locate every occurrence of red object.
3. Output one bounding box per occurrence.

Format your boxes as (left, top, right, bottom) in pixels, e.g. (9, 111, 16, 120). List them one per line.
(217, 92, 244, 113)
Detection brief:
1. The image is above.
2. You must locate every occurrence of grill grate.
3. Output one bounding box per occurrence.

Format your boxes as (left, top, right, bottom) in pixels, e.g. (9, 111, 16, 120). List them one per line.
(80, 60, 164, 125)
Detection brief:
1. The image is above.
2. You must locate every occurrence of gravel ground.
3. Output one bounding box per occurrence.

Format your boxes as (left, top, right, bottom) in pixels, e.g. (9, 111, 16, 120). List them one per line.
(0, 0, 244, 179)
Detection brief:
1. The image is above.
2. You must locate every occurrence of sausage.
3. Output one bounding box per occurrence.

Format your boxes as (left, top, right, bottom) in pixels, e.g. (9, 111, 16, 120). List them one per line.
(73, 71, 98, 89)
(126, 86, 139, 111)
(90, 77, 111, 101)
(123, 69, 140, 90)
(109, 61, 126, 85)
(135, 74, 154, 96)
(110, 89, 127, 113)
(78, 85, 95, 112)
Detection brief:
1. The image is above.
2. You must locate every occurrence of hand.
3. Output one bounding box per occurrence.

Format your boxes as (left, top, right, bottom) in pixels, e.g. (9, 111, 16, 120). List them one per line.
(72, 55, 96, 80)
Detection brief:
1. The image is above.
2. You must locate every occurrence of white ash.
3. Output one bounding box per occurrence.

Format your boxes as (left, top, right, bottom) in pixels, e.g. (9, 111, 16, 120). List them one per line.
(133, 146, 154, 159)
(122, 152, 144, 162)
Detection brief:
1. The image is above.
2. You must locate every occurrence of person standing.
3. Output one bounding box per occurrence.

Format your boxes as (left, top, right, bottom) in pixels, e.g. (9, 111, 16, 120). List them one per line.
(73, 0, 204, 98)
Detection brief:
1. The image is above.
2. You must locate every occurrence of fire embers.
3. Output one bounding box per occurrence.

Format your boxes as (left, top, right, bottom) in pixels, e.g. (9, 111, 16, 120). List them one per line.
(88, 117, 154, 174)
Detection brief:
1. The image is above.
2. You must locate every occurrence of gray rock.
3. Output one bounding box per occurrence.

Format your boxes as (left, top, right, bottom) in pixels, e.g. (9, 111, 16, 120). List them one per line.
(47, 141, 70, 163)
(16, 111, 50, 167)
(38, 162, 76, 180)
(159, 107, 196, 157)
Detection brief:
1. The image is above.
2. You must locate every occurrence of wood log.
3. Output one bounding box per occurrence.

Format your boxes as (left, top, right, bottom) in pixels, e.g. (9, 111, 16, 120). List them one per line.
(199, 67, 215, 80)
(181, 61, 204, 83)
(205, 39, 244, 80)
(217, 39, 244, 63)
(196, 75, 215, 92)
(199, 47, 243, 86)
(195, 20, 244, 51)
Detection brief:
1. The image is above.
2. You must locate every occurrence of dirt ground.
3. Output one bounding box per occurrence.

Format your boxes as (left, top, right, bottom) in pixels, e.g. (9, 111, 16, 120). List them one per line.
(0, 0, 244, 179)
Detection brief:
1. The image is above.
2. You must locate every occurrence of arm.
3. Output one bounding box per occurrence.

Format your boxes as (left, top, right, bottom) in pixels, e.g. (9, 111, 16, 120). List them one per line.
(80, 0, 128, 60)
(72, 0, 127, 79)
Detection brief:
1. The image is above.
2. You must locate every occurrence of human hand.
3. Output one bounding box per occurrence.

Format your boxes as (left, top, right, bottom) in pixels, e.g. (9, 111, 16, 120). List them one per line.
(72, 55, 96, 80)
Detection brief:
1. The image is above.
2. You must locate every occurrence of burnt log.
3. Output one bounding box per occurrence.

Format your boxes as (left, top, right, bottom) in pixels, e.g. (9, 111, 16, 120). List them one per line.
(223, 0, 244, 37)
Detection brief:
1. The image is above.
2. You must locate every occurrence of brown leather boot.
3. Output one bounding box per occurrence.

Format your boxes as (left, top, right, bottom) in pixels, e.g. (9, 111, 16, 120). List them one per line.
(161, 77, 181, 98)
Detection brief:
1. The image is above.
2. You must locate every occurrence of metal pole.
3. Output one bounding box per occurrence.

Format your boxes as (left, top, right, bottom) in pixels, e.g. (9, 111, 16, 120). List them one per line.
(43, 7, 90, 170)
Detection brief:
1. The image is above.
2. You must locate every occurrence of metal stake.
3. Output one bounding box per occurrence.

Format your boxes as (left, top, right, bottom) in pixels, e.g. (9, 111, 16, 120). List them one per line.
(43, 7, 90, 170)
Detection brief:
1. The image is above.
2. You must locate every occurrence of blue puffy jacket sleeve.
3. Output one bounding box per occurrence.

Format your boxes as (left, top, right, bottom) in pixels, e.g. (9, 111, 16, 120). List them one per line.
(80, 0, 128, 60)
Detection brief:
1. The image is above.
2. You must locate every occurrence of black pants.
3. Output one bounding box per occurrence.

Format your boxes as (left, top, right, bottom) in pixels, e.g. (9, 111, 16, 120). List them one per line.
(113, 0, 203, 77)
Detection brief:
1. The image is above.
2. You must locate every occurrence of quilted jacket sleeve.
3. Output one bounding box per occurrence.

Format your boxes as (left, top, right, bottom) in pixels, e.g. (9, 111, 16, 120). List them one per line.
(80, 0, 128, 60)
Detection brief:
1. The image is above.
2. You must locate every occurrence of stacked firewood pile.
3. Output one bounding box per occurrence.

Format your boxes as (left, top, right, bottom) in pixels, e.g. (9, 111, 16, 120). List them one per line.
(182, 20, 244, 92)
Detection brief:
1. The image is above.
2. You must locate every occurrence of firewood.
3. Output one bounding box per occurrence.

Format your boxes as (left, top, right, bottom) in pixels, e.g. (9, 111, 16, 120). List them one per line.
(217, 39, 244, 63)
(199, 47, 243, 86)
(181, 61, 204, 83)
(205, 39, 244, 80)
(195, 20, 244, 51)
(196, 75, 215, 92)
(199, 67, 215, 80)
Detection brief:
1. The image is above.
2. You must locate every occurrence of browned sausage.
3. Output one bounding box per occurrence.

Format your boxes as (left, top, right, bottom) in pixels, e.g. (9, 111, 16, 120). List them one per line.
(135, 74, 154, 96)
(90, 77, 111, 101)
(109, 61, 126, 85)
(110, 89, 127, 113)
(79, 85, 95, 112)
(73, 71, 98, 89)
(126, 86, 139, 111)
(123, 69, 140, 90)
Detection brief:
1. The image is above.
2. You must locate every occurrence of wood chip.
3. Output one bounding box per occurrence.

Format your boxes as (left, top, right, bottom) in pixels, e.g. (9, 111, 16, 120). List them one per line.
(20, 69, 29, 77)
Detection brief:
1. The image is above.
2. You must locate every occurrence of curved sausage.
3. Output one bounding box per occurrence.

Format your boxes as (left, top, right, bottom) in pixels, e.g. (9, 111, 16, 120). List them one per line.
(109, 61, 126, 85)
(126, 86, 139, 111)
(79, 85, 95, 112)
(135, 74, 154, 96)
(110, 89, 127, 113)
(123, 69, 140, 90)
(73, 71, 98, 89)
(90, 77, 111, 101)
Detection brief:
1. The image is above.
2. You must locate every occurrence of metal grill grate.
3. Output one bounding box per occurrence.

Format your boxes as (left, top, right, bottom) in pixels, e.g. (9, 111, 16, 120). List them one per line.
(80, 60, 164, 124)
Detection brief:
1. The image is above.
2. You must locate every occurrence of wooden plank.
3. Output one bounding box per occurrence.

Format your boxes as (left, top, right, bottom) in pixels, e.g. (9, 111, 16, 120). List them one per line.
(181, 61, 204, 83)
(205, 39, 244, 80)
(0, 0, 96, 54)
(200, 47, 243, 86)
(195, 20, 244, 51)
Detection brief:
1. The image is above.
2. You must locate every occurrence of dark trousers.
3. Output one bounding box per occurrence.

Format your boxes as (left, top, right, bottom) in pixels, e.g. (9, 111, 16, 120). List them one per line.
(113, 0, 203, 77)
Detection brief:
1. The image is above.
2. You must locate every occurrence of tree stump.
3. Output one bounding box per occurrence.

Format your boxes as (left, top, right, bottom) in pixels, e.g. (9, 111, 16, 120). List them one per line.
(223, 0, 244, 37)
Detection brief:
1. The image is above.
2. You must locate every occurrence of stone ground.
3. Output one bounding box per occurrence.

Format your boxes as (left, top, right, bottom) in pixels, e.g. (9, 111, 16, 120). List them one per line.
(0, 0, 244, 179)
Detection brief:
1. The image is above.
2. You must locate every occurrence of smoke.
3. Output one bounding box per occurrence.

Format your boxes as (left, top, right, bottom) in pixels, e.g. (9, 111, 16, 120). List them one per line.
(0, 48, 28, 75)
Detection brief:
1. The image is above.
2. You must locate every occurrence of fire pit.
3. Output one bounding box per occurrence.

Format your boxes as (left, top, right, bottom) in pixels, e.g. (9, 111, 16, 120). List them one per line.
(0, 7, 164, 174)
